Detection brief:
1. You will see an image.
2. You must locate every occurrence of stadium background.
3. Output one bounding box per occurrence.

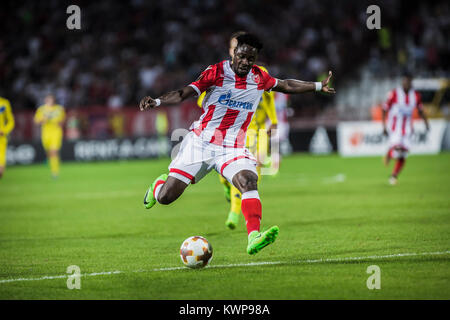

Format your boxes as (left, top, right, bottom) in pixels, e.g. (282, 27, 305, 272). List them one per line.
(1, 0, 449, 164)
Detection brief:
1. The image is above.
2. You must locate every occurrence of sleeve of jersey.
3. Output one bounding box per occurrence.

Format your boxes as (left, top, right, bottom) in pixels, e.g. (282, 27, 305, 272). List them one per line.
(189, 65, 217, 96)
(383, 90, 395, 111)
(260, 70, 278, 92)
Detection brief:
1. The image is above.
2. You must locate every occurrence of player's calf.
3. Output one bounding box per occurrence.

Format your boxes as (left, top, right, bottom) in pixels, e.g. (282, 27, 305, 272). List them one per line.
(157, 176, 189, 205)
(144, 174, 189, 209)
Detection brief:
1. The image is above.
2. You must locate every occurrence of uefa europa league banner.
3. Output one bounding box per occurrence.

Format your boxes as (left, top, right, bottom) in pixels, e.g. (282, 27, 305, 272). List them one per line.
(337, 120, 447, 157)
(6, 136, 172, 165)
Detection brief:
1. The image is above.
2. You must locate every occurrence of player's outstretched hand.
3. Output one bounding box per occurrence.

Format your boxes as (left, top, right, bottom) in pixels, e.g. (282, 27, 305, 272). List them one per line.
(321, 71, 336, 94)
(139, 96, 156, 111)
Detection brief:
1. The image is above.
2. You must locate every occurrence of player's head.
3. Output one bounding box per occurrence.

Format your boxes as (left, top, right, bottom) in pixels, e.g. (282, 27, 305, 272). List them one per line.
(229, 31, 247, 59)
(44, 94, 55, 105)
(401, 70, 413, 91)
(232, 33, 263, 77)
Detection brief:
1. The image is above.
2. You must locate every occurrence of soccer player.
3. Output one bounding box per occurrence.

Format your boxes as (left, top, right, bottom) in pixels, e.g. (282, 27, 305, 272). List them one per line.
(382, 72, 429, 185)
(0, 96, 15, 179)
(140, 34, 335, 255)
(34, 94, 66, 178)
(197, 31, 278, 230)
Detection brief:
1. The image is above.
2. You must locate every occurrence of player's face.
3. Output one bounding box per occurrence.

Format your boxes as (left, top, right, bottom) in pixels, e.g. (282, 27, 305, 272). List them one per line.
(402, 77, 412, 91)
(232, 44, 257, 77)
(45, 95, 55, 105)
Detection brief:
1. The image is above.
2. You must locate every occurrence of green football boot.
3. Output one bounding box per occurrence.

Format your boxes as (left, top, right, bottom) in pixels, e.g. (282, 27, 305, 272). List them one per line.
(143, 173, 168, 209)
(225, 211, 240, 230)
(247, 225, 279, 255)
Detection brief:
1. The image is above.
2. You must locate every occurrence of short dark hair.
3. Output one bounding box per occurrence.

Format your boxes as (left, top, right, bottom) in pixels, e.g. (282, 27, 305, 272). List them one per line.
(236, 33, 263, 52)
(401, 70, 413, 79)
(230, 31, 247, 42)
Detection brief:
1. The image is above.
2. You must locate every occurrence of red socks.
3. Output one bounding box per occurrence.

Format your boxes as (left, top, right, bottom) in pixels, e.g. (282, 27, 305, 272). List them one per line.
(241, 191, 262, 234)
(392, 158, 405, 177)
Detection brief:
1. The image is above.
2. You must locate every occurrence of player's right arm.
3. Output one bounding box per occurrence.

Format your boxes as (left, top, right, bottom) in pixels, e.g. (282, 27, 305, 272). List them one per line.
(140, 64, 218, 111)
(139, 86, 197, 111)
(34, 106, 46, 125)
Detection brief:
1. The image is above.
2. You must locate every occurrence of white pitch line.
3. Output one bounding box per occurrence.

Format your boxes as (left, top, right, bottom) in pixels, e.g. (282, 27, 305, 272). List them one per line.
(1, 250, 449, 284)
(0, 271, 123, 284)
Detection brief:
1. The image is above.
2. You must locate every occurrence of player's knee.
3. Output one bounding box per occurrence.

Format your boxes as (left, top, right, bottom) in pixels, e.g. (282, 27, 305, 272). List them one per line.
(233, 171, 258, 193)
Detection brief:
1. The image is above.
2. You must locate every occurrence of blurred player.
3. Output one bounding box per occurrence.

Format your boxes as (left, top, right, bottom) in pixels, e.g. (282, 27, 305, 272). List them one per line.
(0, 96, 15, 179)
(382, 72, 429, 185)
(197, 31, 278, 230)
(274, 91, 292, 156)
(140, 33, 335, 255)
(34, 94, 66, 178)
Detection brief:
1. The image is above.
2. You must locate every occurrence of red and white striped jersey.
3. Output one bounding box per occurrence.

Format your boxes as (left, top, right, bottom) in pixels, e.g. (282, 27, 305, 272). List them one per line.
(383, 87, 423, 136)
(189, 60, 277, 148)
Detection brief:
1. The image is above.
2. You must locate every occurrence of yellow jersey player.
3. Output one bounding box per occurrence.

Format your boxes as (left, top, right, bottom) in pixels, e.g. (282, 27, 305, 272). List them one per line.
(34, 94, 66, 178)
(197, 32, 278, 229)
(0, 97, 15, 179)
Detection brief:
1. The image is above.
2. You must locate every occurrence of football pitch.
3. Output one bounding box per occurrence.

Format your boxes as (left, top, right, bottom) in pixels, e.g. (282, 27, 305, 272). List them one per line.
(0, 153, 449, 299)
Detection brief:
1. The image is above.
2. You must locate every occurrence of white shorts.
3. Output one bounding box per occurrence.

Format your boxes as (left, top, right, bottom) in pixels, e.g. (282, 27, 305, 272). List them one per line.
(389, 131, 411, 151)
(168, 131, 257, 185)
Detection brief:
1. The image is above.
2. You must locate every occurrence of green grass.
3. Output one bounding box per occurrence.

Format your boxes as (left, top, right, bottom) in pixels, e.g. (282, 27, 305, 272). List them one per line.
(0, 153, 449, 299)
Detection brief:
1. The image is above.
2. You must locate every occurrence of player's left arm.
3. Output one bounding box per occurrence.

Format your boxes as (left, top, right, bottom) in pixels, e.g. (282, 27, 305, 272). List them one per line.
(273, 71, 336, 94)
(416, 92, 430, 131)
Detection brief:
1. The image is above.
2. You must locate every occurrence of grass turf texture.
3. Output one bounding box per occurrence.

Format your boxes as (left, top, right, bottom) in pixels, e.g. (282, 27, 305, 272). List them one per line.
(0, 153, 449, 299)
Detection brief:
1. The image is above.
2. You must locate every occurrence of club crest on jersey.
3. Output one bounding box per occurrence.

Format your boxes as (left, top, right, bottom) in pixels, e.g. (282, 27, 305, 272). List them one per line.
(218, 90, 253, 110)
(252, 73, 260, 84)
(0, 106, 5, 113)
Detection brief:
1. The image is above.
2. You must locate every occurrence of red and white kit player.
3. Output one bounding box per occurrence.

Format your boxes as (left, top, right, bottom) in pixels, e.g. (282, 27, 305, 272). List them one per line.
(139, 34, 335, 255)
(382, 72, 429, 185)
